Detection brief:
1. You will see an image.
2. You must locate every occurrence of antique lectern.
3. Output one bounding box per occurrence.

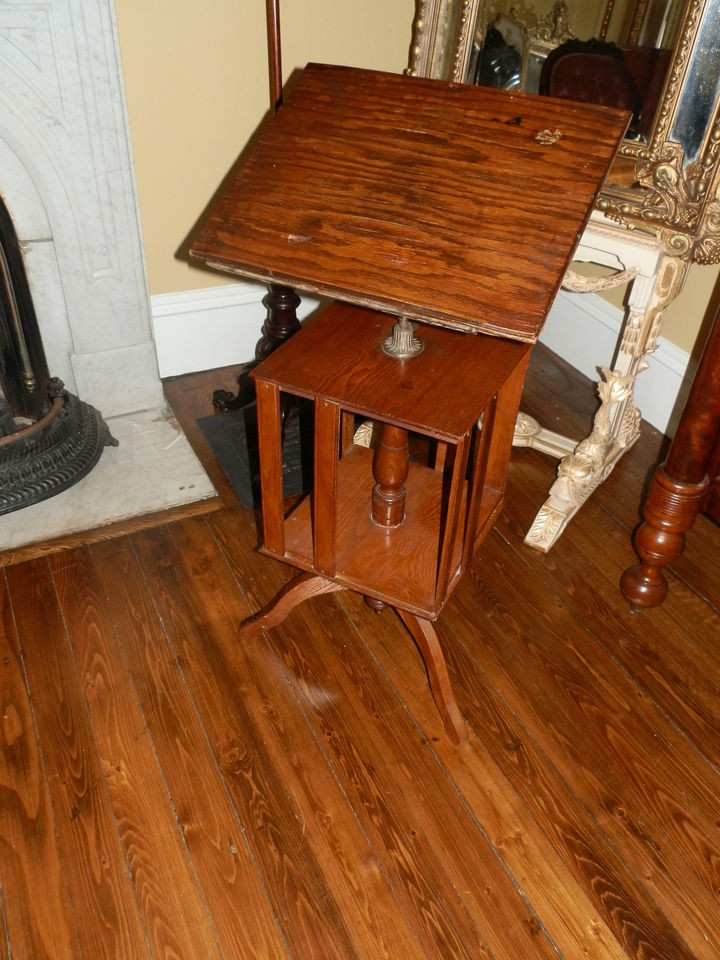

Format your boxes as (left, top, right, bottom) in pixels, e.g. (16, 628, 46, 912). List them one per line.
(191, 63, 628, 743)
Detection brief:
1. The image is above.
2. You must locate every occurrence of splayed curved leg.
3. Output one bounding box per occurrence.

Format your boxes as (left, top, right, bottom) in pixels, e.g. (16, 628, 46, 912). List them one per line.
(396, 609, 468, 745)
(239, 572, 345, 640)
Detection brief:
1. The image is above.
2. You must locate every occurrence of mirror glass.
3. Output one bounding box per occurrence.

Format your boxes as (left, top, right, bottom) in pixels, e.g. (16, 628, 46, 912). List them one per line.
(465, 1, 685, 146)
(670, 1, 720, 161)
(409, 0, 720, 261)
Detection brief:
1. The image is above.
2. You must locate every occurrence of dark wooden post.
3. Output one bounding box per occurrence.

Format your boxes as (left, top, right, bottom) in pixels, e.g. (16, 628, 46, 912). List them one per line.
(266, 0, 283, 111)
(620, 298, 720, 609)
(213, 0, 301, 411)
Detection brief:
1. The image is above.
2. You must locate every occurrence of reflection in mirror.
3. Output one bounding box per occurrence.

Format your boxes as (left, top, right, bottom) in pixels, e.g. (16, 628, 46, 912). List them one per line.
(409, 0, 720, 261)
(468, 11, 526, 88)
(431, 1, 466, 80)
(600, 0, 684, 47)
(522, 3, 576, 92)
(462, 1, 682, 145)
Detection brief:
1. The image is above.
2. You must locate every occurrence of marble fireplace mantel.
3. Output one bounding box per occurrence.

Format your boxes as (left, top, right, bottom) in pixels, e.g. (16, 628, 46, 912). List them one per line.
(0, 0, 162, 417)
(0, 0, 215, 552)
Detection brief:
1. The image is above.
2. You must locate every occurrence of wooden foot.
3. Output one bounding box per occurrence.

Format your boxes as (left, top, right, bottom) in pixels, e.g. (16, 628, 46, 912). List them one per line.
(239, 572, 345, 639)
(241, 575, 466, 744)
(396, 609, 468, 745)
(620, 466, 709, 610)
(365, 596, 388, 612)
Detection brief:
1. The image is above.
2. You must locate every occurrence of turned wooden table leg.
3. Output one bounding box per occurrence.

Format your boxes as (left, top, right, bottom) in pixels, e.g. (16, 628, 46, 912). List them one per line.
(256, 285, 303, 363)
(619, 470, 709, 609)
(621, 294, 720, 609)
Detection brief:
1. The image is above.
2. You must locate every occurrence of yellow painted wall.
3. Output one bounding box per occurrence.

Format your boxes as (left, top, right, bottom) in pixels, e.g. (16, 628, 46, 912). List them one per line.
(114, 0, 715, 356)
(114, 0, 415, 295)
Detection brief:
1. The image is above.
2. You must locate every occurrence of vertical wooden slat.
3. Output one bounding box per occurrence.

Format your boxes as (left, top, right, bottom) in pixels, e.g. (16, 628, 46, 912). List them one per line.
(340, 410, 355, 456)
(313, 399, 340, 577)
(481, 353, 530, 494)
(434, 434, 471, 606)
(463, 398, 497, 568)
(255, 379, 285, 557)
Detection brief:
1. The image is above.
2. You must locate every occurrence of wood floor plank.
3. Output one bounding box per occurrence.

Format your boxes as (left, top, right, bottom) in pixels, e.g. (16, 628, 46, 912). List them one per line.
(338, 589, 632, 960)
(131, 517, 426, 960)
(670, 518, 720, 612)
(444, 537, 720, 958)
(86, 534, 289, 960)
(3, 349, 717, 960)
(0, 571, 80, 960)
(0, 915, 8, 960)
(210, 506, 561, 960)
(502, 455, 720, 766)
(6, 558, 151, 960)
(449, 651, 697, 958)
(363, 570, 701, 960)
(50, 544, 262, 959)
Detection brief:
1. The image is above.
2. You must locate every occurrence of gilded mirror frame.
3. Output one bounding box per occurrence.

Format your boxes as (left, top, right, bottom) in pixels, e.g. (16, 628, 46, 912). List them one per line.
(408, 0, 720, 263)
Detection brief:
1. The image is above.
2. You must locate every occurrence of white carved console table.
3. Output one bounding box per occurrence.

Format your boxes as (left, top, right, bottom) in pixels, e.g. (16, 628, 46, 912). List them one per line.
(515, 210, 688, 552)
(406, 0, 720, 555)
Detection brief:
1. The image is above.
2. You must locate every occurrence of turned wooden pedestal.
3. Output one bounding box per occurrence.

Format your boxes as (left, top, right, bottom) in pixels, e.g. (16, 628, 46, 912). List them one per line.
(241, 301, 530, 742)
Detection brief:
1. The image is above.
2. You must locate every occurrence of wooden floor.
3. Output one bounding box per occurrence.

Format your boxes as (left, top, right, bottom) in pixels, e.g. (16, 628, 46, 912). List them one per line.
(1, 344, 718, 960)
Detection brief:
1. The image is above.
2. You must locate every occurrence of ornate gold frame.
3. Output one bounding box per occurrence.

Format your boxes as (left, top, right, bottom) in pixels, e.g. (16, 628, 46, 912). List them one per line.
(408, 0, 720, 263)
(408, 0, 483, 82)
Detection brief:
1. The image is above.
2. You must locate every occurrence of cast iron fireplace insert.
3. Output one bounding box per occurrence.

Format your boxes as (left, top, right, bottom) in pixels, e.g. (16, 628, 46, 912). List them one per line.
(0, 196, 117, 516)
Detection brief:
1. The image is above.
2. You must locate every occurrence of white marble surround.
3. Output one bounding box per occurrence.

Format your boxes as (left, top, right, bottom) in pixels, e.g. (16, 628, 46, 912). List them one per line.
(0, 0, 215, 549)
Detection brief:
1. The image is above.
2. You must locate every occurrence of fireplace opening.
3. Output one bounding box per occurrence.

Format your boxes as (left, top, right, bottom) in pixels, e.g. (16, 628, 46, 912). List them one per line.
(0, 196, 117, 516)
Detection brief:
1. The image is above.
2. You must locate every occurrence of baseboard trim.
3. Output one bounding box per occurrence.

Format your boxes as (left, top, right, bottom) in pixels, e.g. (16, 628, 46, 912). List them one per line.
(152, 284, 688, 435)
(151, 282, 322, 378)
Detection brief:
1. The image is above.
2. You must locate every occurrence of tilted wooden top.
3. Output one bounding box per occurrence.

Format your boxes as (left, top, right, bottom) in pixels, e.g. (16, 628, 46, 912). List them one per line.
(190, 63, 629, 342)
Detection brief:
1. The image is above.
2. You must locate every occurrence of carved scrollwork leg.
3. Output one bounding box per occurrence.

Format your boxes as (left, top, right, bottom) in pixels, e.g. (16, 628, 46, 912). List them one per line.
(524, 366, 641, 551)
(524, 250, 688, 552)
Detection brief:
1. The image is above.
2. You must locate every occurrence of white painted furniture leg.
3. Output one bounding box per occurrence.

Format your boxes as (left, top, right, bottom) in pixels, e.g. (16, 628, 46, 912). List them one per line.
(520, 217, 688, 552)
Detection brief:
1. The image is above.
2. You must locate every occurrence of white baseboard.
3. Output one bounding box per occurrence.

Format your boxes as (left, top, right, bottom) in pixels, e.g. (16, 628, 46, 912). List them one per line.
(151, 282, 321, 378)
(152, 283, 688, 436)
